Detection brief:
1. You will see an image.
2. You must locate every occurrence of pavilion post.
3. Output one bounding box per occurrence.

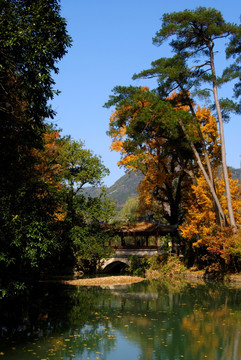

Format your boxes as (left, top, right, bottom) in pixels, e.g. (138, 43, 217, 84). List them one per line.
(134, 233, 136, 247)
(155, 233, 158, 248)
(145, 235, 148, 247)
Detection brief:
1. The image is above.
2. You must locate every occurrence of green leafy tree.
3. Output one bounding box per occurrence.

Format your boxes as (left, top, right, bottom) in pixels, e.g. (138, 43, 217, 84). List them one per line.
(59, 137, 115, 273)
(133, 7, 241, 231)
(0, 0, 71, 195)
(119, 196, 139, 222)
(0, 0, 71, 297)
(59, 136, 110, 224)
(0, 0, 71, 122)
(70, 196, 115, 274)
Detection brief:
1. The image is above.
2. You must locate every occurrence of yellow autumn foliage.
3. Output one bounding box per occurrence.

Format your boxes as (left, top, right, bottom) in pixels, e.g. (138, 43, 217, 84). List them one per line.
(109, 89, 240, 242)
(180, 171, 241, 240)
(110, 139, 124, 152)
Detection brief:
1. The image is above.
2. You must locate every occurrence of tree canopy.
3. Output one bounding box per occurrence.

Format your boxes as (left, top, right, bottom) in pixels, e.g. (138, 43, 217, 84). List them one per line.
(133, 7, 241, 231)
(105, 7, 241, 271)
(0, 0, 72, 122)
(0, 1, 114, 297)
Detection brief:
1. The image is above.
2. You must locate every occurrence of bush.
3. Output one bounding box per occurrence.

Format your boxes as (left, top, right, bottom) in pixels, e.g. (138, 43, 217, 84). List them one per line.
(193, 227, 241, 274)
(158, 256, 187, 275)
(148, 254, 169, 270)
(128, 255, 148, 276)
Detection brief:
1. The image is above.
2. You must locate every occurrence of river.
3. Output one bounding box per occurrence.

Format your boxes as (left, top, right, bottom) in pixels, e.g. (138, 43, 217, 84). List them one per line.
(1, 278, 241, 359)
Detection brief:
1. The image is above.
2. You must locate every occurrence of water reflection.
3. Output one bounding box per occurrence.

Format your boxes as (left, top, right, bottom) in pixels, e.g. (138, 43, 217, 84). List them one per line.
(1, 279, 241, 359)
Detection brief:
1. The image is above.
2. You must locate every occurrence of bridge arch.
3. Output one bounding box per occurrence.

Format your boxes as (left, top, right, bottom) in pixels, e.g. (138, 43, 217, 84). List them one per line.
(101, 257, 131, 273)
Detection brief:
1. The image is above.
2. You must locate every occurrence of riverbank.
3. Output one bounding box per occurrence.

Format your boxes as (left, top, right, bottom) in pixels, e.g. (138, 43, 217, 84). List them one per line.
(42, 272, 241, 288)
(42, 271, 241, 287)
(146, 269, 241, 284)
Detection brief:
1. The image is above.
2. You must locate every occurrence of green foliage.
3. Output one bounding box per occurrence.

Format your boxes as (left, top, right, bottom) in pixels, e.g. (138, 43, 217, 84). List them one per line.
(147, 254, 164, 270)
(55, 137, 115, 274)
(119, 6, 240, 232)
(0, 281, 26, 300)
(0, 0, 72, 122)
(0, 1, 115, 295)
(119, 195, 139, 221)
(146, 8, 240, 231)
(128, 255, 149, 276)
(159, 235, 173, 251)
(71, 224, 114, 274)
(106, 85, 193, 226)
(0, 0, 72, 296)
(12, 217, 58, 267)
(159, 256, 186, 275)
(60, 136, 109, 192)
(133, 7, 241, 118)
(127, 254, 187, 277)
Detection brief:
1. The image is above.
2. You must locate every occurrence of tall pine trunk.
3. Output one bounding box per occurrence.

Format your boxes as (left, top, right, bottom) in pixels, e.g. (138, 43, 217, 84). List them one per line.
(178, 118, 227, 225)
(184, 92, 225, 226)
(209, 43, 237, 232)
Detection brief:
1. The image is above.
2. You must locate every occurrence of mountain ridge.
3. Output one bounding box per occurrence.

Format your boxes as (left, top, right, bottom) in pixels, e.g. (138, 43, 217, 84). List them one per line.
(82, 171, 143, 210)
(82, 167, 241, 210)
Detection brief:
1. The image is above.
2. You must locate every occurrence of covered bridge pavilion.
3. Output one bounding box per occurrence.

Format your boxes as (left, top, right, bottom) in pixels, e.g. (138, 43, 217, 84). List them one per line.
(109, 221, 176, 250)
(101, 222, 176, 273)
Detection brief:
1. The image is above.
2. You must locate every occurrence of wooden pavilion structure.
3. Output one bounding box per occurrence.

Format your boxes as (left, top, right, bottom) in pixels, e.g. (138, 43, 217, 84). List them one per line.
(109, 221, 175, 250)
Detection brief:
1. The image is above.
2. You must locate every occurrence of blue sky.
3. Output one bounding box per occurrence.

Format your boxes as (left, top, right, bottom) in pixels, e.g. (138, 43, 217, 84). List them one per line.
(51, 0, 241, 187)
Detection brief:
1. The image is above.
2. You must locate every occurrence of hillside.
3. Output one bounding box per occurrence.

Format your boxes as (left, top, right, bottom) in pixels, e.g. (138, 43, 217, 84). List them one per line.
(230, 167, 241, 183)
(82, 171, 143, 210)
(107, 171, 143, 208)
(82, 167, 241, 211)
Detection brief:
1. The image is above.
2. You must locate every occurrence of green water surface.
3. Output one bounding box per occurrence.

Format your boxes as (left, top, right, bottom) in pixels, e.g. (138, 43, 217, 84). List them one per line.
(1, 278, 241, 359)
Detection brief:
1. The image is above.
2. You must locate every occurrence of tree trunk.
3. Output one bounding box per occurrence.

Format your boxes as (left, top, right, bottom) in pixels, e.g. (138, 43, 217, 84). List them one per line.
(178, 118, 228, 226)
(184, 93, 224, 226)
(209, 44, 237, 233)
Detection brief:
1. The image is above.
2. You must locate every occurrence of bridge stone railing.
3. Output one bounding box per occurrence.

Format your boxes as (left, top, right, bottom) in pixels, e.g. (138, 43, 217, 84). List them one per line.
(114, 248, 158, 257)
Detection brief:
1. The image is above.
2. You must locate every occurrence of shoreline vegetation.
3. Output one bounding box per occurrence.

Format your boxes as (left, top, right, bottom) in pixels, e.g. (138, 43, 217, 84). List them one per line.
(41, 270, 241, 287)
(40, 254, 241, 287)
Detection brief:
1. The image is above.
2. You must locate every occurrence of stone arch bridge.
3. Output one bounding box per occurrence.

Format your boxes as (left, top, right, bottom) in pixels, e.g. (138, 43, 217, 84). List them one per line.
(101, 248, 159, 273)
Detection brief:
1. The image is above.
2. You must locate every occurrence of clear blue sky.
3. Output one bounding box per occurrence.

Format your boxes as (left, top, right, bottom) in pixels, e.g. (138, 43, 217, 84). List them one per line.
(51, 0, 241, 187)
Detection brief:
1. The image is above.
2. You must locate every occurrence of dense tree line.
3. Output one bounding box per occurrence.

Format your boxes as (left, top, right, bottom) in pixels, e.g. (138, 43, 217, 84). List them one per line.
(0, 0, 114, 298)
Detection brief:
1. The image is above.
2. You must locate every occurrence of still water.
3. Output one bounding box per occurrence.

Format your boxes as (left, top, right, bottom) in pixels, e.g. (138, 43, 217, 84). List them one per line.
(1, 278, 241, 359)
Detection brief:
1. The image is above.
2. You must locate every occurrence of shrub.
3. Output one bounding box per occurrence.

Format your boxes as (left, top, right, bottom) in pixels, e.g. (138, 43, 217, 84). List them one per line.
(128, 255, 148, 276)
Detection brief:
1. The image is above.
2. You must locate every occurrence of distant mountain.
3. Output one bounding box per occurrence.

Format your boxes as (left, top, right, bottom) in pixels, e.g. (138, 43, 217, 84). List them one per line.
(106, 171, 144, 209)
(82, 171, 143, 210)
(230, 167, 241, 183)
(82, 167, 241, 211)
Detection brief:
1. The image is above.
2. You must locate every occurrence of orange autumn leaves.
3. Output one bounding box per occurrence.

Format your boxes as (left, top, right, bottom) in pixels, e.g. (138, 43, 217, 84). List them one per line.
(33, 129, 63, 189)
(180, 171, 241, 240)
(109, 89, 241, 242)
(32, 127, 66, 221)
(179, 108, 241, 241)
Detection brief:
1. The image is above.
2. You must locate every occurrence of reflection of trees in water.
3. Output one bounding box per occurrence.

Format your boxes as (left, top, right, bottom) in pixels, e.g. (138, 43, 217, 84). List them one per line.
(100, 281, 241, 360)
(0, 284, 117, 359)
(181, 306, 241, 360)
(1, 281, 241, 360)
